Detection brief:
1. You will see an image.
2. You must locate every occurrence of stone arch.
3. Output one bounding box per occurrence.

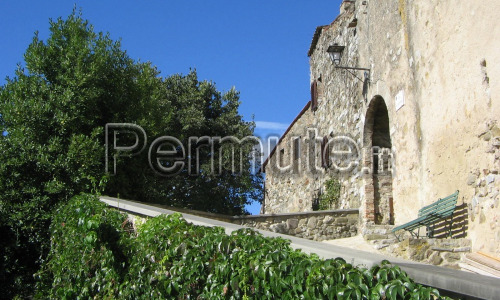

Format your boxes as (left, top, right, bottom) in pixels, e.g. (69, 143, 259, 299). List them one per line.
(363, 96, 394, 225)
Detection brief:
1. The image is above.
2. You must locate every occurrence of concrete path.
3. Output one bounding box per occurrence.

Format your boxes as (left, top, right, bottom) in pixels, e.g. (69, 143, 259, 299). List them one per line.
(100, 196, 500, 299)
(324, 235, 383, 254)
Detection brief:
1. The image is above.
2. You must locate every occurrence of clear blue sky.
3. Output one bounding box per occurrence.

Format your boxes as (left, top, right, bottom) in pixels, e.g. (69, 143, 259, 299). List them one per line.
(0, 0, 343, 214)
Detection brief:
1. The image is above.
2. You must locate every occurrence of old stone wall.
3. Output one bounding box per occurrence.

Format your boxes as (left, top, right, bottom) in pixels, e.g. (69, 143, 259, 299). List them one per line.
(383, 238, 472, 269)
(234, 209, 359, 242)
(117, 205, 359, 242)
(264, 0, 500, 255)
(308, 1, 366, 212)
(264, 2, 366, 215)
(263, 103, 317, 213)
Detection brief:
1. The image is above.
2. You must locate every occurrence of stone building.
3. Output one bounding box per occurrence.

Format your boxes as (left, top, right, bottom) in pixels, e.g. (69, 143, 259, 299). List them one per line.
(262, 0, 500, 255)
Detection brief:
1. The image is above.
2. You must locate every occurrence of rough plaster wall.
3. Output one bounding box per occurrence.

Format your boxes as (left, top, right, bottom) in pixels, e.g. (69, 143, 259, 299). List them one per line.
(355, 0, 421, 225)
(403, 0, 500, 254)
(358, 0, 500, 253)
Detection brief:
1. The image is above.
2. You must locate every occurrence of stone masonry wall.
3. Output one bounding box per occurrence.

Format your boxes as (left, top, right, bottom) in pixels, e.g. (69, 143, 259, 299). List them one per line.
(264, 0, 500, 255)
(264, 2, 367, 215)
(234, 209, 359, 242)
(118, 205, 359, 242)
(263, 104, 316, 213)
(383, 238, 472, 270)
(308, 1, 366, 213)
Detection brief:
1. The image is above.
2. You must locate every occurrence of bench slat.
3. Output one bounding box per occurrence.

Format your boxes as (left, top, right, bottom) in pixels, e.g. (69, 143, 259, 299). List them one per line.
(392, 191, 459, 238)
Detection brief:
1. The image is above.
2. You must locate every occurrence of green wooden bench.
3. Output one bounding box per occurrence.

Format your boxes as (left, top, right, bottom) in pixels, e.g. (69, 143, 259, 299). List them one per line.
(392, 190, 459, 241)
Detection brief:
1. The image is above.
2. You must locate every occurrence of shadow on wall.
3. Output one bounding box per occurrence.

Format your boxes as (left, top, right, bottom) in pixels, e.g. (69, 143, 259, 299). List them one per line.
(430, 203, 469, 239)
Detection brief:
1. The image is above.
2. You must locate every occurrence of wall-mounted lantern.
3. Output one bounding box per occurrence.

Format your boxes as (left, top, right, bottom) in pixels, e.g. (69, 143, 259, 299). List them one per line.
(326, 44, 345, 65)
(327, 43, 370, 100)
(326, 43, 370, 101)
(326, 43, 370, 83)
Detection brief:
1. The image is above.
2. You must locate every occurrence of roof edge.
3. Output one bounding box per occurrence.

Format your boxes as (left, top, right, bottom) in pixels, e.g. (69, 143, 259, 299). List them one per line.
(307, 5, 354, 57)
(307, 26, 326, 57)
(262, 101, 312, 172)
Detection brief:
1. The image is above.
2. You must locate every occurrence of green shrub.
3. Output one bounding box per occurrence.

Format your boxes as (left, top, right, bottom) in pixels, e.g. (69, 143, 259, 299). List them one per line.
(36, 194, 132, 299)
(38, 195, 453, 299)
(315, 178, 342, 210)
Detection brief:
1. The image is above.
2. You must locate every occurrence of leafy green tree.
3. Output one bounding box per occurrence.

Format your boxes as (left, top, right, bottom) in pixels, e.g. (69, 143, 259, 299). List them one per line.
(0, 10, 262, 297)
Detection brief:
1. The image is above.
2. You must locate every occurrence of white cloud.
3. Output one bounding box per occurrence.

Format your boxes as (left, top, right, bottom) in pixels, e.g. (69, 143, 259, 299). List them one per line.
(254, 121, 289, 131)
(258, 135, 280, 161)
(251, 121, 287, 163)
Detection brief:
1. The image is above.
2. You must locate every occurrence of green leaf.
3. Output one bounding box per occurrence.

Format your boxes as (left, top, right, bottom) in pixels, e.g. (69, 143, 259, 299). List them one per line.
(359, 283, 369, 295)
(377, 269, 388, 283)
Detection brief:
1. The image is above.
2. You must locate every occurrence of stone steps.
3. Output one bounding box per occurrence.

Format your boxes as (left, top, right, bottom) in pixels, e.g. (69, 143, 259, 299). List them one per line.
(363, 224, 395, 236)
(372, 238, 398, 250)
(364, 234, 391, 240)
(362, 224, 397, 250)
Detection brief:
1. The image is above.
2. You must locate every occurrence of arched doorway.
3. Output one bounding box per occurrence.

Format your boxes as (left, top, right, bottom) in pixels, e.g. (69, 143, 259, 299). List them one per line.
(363, 96, 394, 225)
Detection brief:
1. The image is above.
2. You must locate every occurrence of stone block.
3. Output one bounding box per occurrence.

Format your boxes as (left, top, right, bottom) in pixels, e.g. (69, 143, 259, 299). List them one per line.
(324, 215, 334, 224)
(467, 174, 477, 186)
(431, 247, 453, 252)
(348, 218, 358, 225)
(491, 125, 500, 137)
(428, 252, 444, 265)
(480, 211, 486, 223)
(335, 217, 349, 224)
(374, 244, 390, 250)
(364, 234, 388, 240)
(453, 247, 471, 253)
(443, 252, 461, 263)
(286, 218, 299, 230)
(307, 217, 317, 229)
(425, 249, 433, 258)
(270, 223, 287, 234)
(407, 240, 430, 261)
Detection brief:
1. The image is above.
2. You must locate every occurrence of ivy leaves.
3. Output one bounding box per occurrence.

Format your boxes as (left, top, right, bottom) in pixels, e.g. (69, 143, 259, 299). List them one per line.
(315, 178, 342, 210)
(38, 194, 452, 299)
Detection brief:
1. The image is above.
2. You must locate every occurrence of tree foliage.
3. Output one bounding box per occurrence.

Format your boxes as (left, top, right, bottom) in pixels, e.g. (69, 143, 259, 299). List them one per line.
(0, 10, 262, 297)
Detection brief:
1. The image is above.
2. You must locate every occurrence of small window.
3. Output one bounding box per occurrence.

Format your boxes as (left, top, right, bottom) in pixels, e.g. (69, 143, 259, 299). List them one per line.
(321, 136, 330, 168)
(311, 81, 318, 111)
(293, 138, 300, 160)
(279, 148, 285, 166)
